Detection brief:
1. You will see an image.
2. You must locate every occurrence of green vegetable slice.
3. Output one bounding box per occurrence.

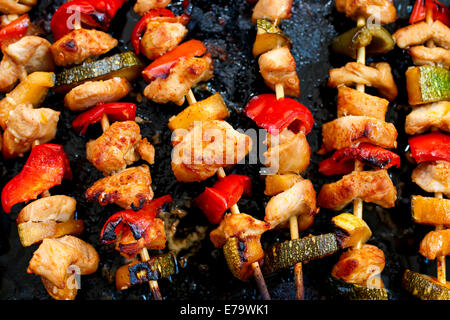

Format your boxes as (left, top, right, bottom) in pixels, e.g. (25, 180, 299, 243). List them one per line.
(328, 276, 389, 300)
(403, 269, 450, 300)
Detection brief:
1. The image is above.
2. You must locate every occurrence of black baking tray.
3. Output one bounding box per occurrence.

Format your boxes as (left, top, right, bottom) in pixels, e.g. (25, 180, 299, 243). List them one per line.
(0, 0, 449, 300)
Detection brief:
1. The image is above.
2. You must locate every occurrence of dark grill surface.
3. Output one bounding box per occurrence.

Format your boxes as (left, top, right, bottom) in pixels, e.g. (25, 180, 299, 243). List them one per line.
(0, 0, 449, 300)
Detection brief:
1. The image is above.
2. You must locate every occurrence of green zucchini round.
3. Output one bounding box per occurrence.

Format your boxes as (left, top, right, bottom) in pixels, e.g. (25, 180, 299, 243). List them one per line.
(403, 269, 450, 300)
(54, 52, 144, 93)
(262, 233, 339, 275)
(328, 276, 389, 300)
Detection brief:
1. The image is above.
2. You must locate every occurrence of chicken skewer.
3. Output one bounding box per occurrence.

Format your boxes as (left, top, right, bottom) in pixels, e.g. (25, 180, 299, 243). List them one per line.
(186, 91, 271, 300)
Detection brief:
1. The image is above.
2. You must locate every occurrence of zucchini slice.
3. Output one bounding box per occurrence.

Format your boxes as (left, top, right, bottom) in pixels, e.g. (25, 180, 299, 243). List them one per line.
(115, 252, 178, 291)
(411, 195, 450, 226)
(328, 276, 389, 300)
(262, 233, 339, 275)
(406, 65, 450, 105)
(403, 269, 450, 300)
(332, 213, 372, 249)
(54, 52, 144, 93)
(252, 19, 291, 57)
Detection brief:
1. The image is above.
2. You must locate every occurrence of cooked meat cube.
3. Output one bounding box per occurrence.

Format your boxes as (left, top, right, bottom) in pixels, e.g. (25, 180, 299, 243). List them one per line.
(4, 36, 54, 73)
(141, 20, 188, 60)
(144, 55, 214, 106)
(318, 169, 397, 210)
(412, 161, 450, 198)
(409, 46, 450, 68)
(264, 128, 310, 174)
(137, 138, 155, 165)
(258, 46, 300, 97)
(331, 244, 385, 285)
(393, 20, 450, 50)
(86, 121, 155, 175)
(171, 120, 252, 182)
(0, 54, 24, 92)
(64, 77, 132, 111)
(134, 0, 171, 16)
(318, 116, 398, 154)
(16, 195, 83, 247)
(329, 62, 398, 101)
(85, 165, 154, 210)
(251, 0, 293, 23)
(336, 0, 396, 25)
(420, 229, 450, 260)
(27, 236, 99, 289)
(0, 0, 32, 14)
(405, 101, 450, 135)
(2, 104, 60, 158)
(50, 28, 118, 66)
(265, 179, 318, 229)
(337, 86, 389, 120)
(210, 213, 270, 248)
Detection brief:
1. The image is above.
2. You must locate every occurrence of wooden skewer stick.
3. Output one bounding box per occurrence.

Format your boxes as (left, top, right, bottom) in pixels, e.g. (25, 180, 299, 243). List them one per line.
(101, 113, 163, 300)
(275, 83, 304, 300)
(186, 90, 271, 300)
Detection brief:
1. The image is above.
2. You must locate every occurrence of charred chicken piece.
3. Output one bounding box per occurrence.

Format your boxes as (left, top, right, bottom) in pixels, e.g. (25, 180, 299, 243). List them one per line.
(265, 179, 318, 230)
(16, 195, 83, 247)
(331, 244, 385, 286)
(85, 165, 154, 210)
(251, 0, 293, 23)
(2, 104, 60, 158)
(419, 229, 450, 260)
(134, 0, 172, 16)
(337, 86, 389, 120)
(335, 0, 397, 25)
(64, 77, 132, 111)
(408, 46, 450, 68)
(392, 20, 450, 50)
(50, 28, 118, 67)
(412, 161, 450, 198)
(318, 169, 397, 210)
(405, 101, 450, 135)
(328, 62, 398, 101)
(144, 55, 214, 106)
(86, 121, 155, 175)
(258, 46, 300, 97)
(171, 120, 252, 182)
(318, 115, 398, 154)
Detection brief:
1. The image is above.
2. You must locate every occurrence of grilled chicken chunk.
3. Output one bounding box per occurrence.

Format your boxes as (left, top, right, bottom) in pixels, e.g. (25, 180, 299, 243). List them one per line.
(27, 236, 99, 290)
(86, 121, 155, 175)
(134, 0, 171, 16)
(318, 115, 398, 154)
(258, 46, 300, 97)
(85, 165, 154, 210)
(337, 86, 389, 120)
(141, 20, 188, 60)
(409, 46, 450, 68)
(64, 77, 132, 111)
(393, 20, 450, 50)
(0, 0, 33, 14)
(420, 229, 450, 260)
(2, 104, 60, 158)
(336, 0, 396, 25)
(171, 120, 252, 182)
(412, 161, 450, 198)
(265, 179, 318, 229)
(16, 195, 83, 247)
(144, 55, 214, 106)
(331, 244, 385, 285)
(264, 128, 310, 174)
(50, 28, 118, 66)
(0, 54, 24, 92)
(251, 0, 293, 23)
(318, 169, 397, 210)
(329, 62, 398, 101)
(405, 101, 450, 135)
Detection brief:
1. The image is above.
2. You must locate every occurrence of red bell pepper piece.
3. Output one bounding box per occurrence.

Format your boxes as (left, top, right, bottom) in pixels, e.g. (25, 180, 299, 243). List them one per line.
(194, 175, 252, 224)
(318, 143, 401, 176)
(131, 8, 175, 55)
(72, 102, 137, 135)
(100, 195, 173, 243)
(409, 132, 450, 164)
(244, 94, 314, 135)
(1, 144, 72, 213)
(142, 39, 207, 82)
(410, 0, 450, 26)
(0, 14, 30, 48)
(50, 0, 127, 40)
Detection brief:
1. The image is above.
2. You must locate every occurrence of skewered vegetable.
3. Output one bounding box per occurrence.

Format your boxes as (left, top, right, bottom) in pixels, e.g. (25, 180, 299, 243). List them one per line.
(403, 269, 450, 300)
(332, 213, 372, 249)
(411, 195, 450, 226)
(252, 19, 291, 57)
(406, 65, 450, 105)
(409, 132, 450, 163)
(264, 174, 303, 196)
(328, 276, 389, 300)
